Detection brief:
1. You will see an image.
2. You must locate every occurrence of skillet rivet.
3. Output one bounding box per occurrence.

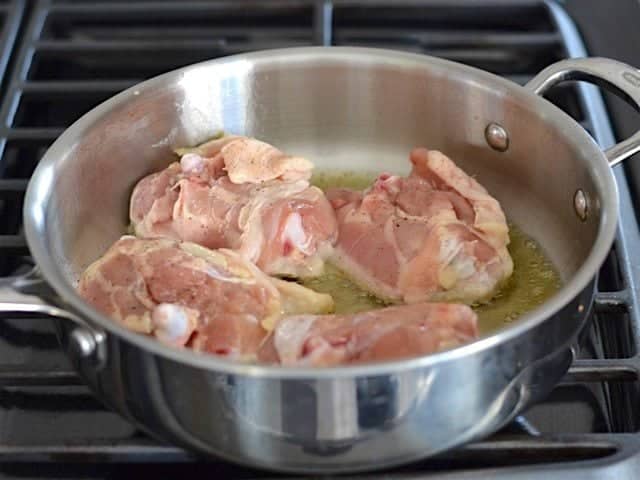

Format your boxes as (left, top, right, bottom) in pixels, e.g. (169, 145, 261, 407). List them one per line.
(69, 328, 97, 359)
(574, 189, 589, 221)
(485, 123, 509, 152)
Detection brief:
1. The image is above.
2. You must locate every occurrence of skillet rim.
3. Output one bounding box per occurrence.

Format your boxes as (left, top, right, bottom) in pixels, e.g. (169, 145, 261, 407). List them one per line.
(23, 46, 618, 379)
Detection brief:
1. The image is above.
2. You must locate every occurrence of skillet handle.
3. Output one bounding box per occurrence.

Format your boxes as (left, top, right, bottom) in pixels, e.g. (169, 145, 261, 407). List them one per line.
(0, 266, 106, 367)
(526, 57, 640, 167)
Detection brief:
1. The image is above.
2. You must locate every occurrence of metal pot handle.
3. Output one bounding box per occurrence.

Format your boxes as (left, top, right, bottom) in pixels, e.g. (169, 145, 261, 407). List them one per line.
(0, 266, 106, 367)
(526, 57, 640, 167)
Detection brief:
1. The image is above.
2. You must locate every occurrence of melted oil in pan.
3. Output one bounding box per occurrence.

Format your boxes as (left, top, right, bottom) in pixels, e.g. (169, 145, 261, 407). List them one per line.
(302, 263, 388, 314)
(473, 224, 561, 334)
(306, 170, 562, 334)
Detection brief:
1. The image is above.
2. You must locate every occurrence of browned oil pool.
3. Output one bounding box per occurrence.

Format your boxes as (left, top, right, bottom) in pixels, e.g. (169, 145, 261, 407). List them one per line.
(306, 170, 562, 334)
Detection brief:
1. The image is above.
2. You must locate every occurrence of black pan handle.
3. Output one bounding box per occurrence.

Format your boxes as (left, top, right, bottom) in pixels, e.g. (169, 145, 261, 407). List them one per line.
(526, 57, 640, 167)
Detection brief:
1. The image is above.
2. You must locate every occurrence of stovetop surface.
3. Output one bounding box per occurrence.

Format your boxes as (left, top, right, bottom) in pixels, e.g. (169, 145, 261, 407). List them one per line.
(1, 1, 640, 478)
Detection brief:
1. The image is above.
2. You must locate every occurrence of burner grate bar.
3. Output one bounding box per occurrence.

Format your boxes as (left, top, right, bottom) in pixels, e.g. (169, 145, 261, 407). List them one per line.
(0, 442, 194, 463)
(0, 434, 619, 465)
(0, 235, 27, 252)
(594, 291, 630, 313)
(35, 39, 314, 52)
(0, 1, 25, 103)
(5, 127, 64, 140)
(334, 30, 561, 46)
(0, 178, 28, 191)
(48, 0, 316, 14)
(328, 44, 543, 61)
(20, 80, 137, 94)
(331, 0, 542, 6)
(313, 0, 332, 46)
(565, 359, 639, 382)
(0, 366, 82, 386)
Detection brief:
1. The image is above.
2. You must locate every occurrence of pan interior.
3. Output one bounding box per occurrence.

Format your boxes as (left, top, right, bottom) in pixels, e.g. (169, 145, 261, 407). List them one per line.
(29, 48, 609, 345)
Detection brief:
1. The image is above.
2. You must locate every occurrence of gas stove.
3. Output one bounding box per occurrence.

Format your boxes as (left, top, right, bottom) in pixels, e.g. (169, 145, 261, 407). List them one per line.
(1, 1, 640, 478)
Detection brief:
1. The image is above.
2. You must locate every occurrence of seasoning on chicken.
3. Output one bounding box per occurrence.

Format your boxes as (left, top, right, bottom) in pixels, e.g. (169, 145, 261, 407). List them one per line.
(129, 136, 338, 278)
(327, 148, 513, 305)
(257, 303, 478, 367)
(222, 137, 313, 184)
(77, 236, 334, 359)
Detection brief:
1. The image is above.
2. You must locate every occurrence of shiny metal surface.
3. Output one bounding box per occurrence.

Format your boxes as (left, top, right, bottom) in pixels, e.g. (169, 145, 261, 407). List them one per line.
(484, 122, 510, 152)
(68, 328, 105, 367)
(526, 57, 640, 167)
(0, 283, 108, 368)
(0, 47, 637, 473)
(574, 189, 589, 221)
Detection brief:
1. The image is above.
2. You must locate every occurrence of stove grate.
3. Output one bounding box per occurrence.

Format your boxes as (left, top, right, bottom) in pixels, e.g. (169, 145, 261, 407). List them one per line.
(0, 1, 639, 478)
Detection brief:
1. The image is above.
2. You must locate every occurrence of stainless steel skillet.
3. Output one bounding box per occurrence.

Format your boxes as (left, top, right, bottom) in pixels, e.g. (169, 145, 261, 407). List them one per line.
(1, 47, 640, 473)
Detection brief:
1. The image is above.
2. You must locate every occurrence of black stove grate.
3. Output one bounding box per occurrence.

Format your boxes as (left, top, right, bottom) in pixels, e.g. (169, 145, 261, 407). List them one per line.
(1, 1, 640, 478)
(0, 0, 23, 94)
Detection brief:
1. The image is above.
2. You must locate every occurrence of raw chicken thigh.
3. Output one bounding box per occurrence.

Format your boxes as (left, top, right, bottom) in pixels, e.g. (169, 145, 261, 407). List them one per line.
(77, 140, 502, 366)
(130, 136, 337, 278)
(77, 236, 333, 359)
(258, 303, 478, 367)
(327, 148, 513, 305)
